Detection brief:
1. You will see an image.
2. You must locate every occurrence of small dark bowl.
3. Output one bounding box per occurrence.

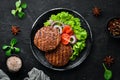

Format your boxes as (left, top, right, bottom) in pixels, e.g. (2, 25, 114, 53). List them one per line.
(30, 8, 93, 71)
(107, 17, 120, 38)
(6, 54, 22, 73)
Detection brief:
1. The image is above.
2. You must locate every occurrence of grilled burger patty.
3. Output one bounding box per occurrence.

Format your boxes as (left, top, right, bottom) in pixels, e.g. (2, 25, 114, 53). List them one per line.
(45, 43, 72, 67)
(34, 27, 61, 52)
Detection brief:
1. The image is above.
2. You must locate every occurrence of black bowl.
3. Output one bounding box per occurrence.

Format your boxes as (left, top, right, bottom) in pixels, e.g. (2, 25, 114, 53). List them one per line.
(107, 17, 120, 38)
(30, 8, 93, 71)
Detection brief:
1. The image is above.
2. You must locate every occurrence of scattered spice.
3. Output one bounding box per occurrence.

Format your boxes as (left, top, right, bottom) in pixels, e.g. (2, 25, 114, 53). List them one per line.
(92, 7, 101, 16)
(108, 18, 120, 36)
(104, 56, 114, 66)
(11, 26, 20, 35)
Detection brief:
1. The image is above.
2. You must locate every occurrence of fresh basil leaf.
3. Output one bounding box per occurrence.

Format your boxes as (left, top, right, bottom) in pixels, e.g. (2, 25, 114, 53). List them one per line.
(10, 46, 14, 51)
(104, 70, 112, 80)
(15, 0, 21, 8)
(18, 12, 25, 18)
(10, 38, 17, 47)
(11, 10, 17, 16)
(21, 2, 27, 9)
(2, 45, 9, 50)
(14, 47, 20, 53)
(103, 63, 112, 80)
(17, 7, 22, 12)
(5, 49, 11, 56)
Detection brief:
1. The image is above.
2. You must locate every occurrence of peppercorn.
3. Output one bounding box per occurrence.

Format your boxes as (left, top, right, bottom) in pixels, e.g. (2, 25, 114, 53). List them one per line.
(108, 18, 120, 36)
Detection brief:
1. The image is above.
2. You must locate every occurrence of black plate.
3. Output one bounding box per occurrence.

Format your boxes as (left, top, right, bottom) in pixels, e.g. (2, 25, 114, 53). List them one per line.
(30, 8, 93, 71)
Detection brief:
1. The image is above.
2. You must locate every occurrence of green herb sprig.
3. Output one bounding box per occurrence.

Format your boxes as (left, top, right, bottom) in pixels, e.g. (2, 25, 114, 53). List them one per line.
(103, 63, 112, 80)
(2, 38, 20, 56)
(11, 0, 27, 19)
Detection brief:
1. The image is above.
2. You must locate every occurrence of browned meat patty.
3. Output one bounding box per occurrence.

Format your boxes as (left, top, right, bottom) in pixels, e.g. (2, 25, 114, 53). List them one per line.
(45, 43, 72, 67)
(34, 27, 61, 52)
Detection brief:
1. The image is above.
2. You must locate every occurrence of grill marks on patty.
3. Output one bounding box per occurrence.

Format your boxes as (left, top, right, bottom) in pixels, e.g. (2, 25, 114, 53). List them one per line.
(34, 26, 73, 67)
(34, 27, 61, 51)
(45, 43, 72, 67)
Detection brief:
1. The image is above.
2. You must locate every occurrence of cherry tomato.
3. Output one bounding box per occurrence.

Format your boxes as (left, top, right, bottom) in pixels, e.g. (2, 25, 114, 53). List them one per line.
(61, 33, 70, 45)
(62, 25, 74, 35)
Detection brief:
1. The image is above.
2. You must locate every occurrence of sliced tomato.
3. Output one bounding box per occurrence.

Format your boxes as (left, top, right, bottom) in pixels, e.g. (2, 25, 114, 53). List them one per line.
(62, 25, 74, 35)
(61, 33, 70, 45)
(68, 30, 74, 35)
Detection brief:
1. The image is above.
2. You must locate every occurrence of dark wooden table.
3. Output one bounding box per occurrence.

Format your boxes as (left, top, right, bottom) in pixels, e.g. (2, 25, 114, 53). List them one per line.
(0, 0, 120, 80)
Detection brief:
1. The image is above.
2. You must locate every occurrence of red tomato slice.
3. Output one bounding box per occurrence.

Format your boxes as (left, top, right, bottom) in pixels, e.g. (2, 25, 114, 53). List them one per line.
(62, 25, 74, 35)
(61, 33, 70, 45)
